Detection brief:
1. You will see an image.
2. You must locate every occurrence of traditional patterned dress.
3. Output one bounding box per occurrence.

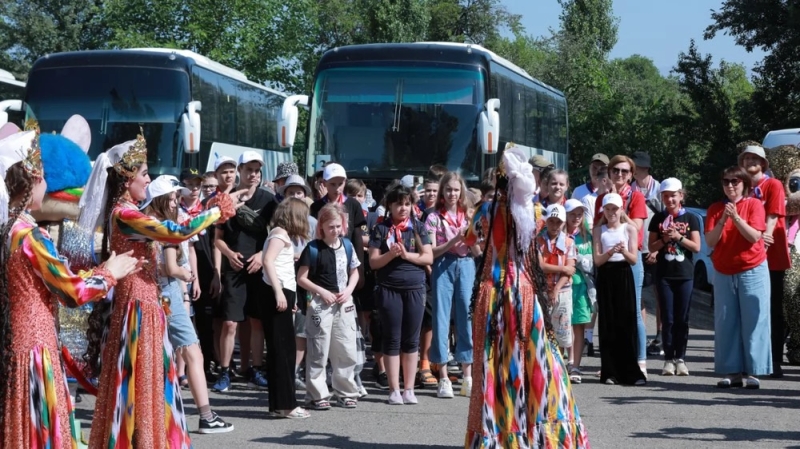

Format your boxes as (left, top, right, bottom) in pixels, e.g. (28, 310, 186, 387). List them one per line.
(89, 200, 227, 449)
(464, 200, 589, 449)
(3, 214, 116, 449)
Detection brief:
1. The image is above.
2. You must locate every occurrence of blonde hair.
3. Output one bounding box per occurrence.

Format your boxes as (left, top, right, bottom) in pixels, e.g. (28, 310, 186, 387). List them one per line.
(271, 197, 310, 241)
(594, 203, 632, 228)
(316, 203, 348, 239)
(436, 171, 471, 212)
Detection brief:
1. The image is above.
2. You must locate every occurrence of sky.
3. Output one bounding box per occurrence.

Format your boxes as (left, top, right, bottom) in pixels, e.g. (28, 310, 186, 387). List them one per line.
(504, 0, 766, 75)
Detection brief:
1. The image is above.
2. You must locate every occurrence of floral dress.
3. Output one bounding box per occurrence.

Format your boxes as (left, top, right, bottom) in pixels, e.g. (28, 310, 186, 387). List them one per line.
(464, 200, 589, 449)
(89, 199, 231, 449)
(3, 214, 116, 449)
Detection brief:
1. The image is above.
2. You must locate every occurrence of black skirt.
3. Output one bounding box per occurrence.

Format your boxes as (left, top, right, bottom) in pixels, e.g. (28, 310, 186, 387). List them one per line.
(597, 261, 646, 385)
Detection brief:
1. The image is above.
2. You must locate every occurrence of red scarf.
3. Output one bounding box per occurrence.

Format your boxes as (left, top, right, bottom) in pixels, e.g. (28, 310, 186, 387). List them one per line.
(323, 193, 346, 205)
(181, 199, 204, 218)
(387, 217, 411, 246)
(439, 207, 465, 230)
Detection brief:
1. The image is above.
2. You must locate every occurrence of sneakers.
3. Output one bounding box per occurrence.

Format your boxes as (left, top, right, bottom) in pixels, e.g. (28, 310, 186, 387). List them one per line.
(249, 369, 269, 390)
(460, 376, 473, 397)
(402, 390, 418, 404)
(376, 372, 389, 390)
(675, 359, 689, 376)
(447, 359, 461, 374)
(212, 370, 231, 393)
(437, 378, 454, 398)
(357, 385, 369, 398)
(585, 339, 595, 357)
(647, 337, 664, 356)
(294, 376, 306, 391)
(388, 389, 403, 405)
(198, 412, 234, 434)
(662, 360, 676, 376)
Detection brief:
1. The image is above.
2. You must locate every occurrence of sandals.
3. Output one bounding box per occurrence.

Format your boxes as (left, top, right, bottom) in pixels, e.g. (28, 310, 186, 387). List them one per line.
(272, 407, 311, 419)
(418, 369, 438, 387)
(178, 375, 189, 389)
(308, 399, 331, 410)
(569, 368, 582, 385)
(336, 397, 358, 408)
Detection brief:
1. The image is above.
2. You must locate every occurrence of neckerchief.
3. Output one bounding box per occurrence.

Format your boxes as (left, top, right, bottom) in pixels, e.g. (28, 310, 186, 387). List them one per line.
(662, 208, 686, 229)
(752, 173, 771, 201)
(635, 176, 655, 196)
(540, 196, 565, 209)
(544, 231, 567, 254)
(387, 217, 411, 246)
(439, 207, 465, 230)
(413, 204, 422, 220)
(618, 183, 632, 202)
(181, 199, 204, 218)
(323, 193, 347, 205)
(585, 181, 596, 194)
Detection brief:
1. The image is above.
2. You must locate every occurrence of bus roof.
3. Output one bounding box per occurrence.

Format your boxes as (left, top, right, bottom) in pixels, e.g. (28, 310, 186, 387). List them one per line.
(0, 69, 25, 87)
(319, 42, 564, 97)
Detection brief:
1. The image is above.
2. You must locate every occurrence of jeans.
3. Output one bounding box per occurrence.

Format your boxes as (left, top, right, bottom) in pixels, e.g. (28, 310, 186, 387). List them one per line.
(632, 253, 646, 362)
(656, 278, 693, 360)
(160, 279, 199, 349)
(430, 254, 474, 364)
(713, 260, 772, 376)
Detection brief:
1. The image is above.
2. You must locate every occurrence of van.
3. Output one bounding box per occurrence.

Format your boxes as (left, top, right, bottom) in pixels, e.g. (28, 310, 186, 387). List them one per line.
(762, 128, 800, 149)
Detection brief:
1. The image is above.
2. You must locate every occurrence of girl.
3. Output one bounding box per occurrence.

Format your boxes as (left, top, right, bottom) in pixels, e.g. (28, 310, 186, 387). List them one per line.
(464, 146, 588, 447)
(565, 199, 594, 384)
(142, 176, 233, 432)
(541, 169, 569, 207)
(297, 203, 361, 410)
(79, 133, 237, 448)
(593, 193, 646, 386)
(261, 198, 312, 418)
(369, 185, 433, 405)
(425, 172, 476, 398)
(647, 178, 701, 377)
(0, 130, 139, 449)
(706, 166, 770, 389)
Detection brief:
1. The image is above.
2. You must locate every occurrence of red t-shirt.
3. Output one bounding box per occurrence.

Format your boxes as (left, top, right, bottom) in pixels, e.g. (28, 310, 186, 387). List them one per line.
(595, 190, 648, 250)
(752, 176, 791, 271)
(706, 198, 767, 275)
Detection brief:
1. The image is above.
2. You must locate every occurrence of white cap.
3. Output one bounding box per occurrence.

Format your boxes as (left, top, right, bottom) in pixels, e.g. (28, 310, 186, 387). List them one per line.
(400, 174, 415, 188)
(564, 198, 587, 213)
(660, 177, 683, 192)
(322, 163, 347, 181)
(238, 150, 264, 167)
(214, 156, 237, 171)
(140, 175, 188, 210)
(545, 204, 566, 222)
(277, 174, 311, 197)
(602, 193, 623, 208)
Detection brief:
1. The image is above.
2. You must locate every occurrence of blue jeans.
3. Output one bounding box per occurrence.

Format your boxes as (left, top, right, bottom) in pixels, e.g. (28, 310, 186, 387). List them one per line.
(657, 278, 693, 360)
(713, 261, 772, 376)
(430, 254, 474, 365)
(632, 253, 646, 362)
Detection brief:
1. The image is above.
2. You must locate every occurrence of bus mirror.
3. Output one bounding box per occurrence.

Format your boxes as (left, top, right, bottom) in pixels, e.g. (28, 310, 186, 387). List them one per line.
(278, 95, 309, 148)
(0, 100, 23, 128)
(478, 98, 500, 155)
(181, 101, 202, 154)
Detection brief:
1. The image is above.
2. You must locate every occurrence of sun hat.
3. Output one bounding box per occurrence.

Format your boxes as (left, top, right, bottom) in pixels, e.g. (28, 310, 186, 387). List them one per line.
(277, 174, 311, 197)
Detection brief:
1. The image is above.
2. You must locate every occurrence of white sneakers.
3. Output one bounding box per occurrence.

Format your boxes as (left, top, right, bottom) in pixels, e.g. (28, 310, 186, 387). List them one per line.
(437, 378, 454, 398)
(662, 360, 676, 376)
(460, 377, 473, 397)
(662, 359, 689, 376)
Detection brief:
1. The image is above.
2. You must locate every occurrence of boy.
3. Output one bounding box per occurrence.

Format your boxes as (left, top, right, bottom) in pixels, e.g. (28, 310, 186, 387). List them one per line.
(537, 204, 577, 356)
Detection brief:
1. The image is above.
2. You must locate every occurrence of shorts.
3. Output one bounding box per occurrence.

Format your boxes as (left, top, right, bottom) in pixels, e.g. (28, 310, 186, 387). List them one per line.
(642, 255, 656, 287)
(355, 274, 376, 312)
(551, 289, 574, 348)
(161, 280, 200, 349)
(422, 290, 433, 330)
(217, 259, 268, 322)
(294, 309, 307, 338)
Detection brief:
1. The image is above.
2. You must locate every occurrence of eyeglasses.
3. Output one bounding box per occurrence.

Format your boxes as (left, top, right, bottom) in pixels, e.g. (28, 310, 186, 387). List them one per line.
(611, 167, 631, 175)
(201, 184, 218, 189)
(722, 178, 742, 187)
(186, 184, 201, 190)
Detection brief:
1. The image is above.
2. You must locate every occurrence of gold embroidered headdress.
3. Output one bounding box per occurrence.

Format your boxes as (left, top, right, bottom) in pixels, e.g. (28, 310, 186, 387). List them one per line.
(21, 119, 43, 181)
(112, 130, 147, 178)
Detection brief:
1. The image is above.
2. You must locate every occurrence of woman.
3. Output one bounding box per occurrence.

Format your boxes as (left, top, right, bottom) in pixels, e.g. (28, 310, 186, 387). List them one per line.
(647, 178, 701, 376)
(464, 145, 588, 448)
(0, 130, 139, 449)
(706, 166, 771, 389)
(593, 193, 646, 386)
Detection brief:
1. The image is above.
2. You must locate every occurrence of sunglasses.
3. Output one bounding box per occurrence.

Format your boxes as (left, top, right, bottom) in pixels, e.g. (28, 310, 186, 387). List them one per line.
(722, 178, 742, 187)
(611, 167, 631, 175)
(201, 184, 218, 189)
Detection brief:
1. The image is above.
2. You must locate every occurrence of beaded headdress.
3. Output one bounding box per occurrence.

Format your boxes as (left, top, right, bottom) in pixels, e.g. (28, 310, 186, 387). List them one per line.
(112, 130, 147, 178)
(21, 119, 43, 181)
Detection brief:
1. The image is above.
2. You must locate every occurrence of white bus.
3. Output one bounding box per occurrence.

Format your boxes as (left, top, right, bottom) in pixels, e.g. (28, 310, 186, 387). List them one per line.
(0, 68, 25, 127)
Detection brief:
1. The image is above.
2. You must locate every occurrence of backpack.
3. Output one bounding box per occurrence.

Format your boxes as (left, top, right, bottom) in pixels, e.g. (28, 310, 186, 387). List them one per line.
(307, 237, 354, 277)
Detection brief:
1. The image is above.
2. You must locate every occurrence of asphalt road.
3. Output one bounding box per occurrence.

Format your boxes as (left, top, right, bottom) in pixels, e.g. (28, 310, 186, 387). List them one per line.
(73, 288, 800, 448)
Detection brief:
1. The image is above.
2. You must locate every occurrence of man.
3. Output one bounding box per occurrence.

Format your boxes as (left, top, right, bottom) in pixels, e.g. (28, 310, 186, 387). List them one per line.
(213, 151, 274, 392)
(529, 155, 554, 202)
(740, 144, 790, 377)
(631, 151, 664, 357)
(572, 153, 609, 222)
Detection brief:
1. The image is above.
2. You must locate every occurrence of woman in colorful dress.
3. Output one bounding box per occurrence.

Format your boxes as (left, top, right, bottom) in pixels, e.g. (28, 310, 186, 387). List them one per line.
(464, 145, 589, 448)
(0, 129, 140, 448)
(78, 133, 237, 448)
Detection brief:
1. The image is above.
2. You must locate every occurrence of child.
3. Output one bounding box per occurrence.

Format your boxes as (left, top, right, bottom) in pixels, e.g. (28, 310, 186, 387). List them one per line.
(261, 198, 312, 418)
(565, 199, 595, 384)
(369, 185, 433, 405)
(297, 203, 361, 410)
(478, 180, 495, 206)
(420, 178, 439, 214)
(142, 176, 233, 432)
(538, 204, 577, 355)
(345, 178, 372, 396)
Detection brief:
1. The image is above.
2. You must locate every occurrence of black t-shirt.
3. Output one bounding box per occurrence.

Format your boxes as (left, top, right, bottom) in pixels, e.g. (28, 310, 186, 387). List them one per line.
(648, 210, 701, 280)
(311, 196, 367, 265)
(369, 218, 431, 290)
(219, 188, 275, 259)
(193, 198, 216, 286)
(298, 237, 353, 293)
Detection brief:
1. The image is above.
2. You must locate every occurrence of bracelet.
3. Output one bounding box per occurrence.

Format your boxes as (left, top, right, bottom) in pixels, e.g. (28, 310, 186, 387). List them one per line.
(678, 236, 685, 244)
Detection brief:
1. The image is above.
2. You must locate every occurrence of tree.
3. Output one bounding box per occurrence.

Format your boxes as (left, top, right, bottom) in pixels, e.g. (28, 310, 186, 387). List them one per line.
(427, 0, 521, 45)
(557, 0, 618, 58)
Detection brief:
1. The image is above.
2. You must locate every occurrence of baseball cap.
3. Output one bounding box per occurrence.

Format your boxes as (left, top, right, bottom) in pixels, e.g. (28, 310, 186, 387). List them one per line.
(631, 151, 651, 169)
(322, 163, 347, 181)
(545, 204, 566, 222)
(400, 174, 416, 188)
(591, 153, 610, 165)
(602, 193, 623, 208)
(277, 174, 311, 197)
(273, 161, 298, 182)
(660, 177, 683, 192)
(564, 198, 588, 213)
(529, 155, 553, 170)
(738, 145, 769, 171)
(239, 150, 264, 167)
(214, 156, 237, 172)
(140, 175, 188, 210)
(180, 167, 203, 183)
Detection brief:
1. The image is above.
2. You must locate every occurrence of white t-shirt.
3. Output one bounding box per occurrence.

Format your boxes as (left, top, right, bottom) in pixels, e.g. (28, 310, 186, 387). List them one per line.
(572, 182, 599, 227)
(335, 241, 361, 293)
(263, 230, 297, 292)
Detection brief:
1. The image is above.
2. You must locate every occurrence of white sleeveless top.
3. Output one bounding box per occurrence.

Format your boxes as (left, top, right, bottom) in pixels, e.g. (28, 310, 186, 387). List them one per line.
(601, 223, 629, 262)
(262, 230, 297, 292)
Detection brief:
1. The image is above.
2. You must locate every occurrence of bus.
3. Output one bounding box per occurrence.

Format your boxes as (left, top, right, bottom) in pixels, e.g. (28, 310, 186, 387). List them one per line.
(278, 42, 568, 188)
(0, 68, 25, 127)
(20, 48, 291, 177)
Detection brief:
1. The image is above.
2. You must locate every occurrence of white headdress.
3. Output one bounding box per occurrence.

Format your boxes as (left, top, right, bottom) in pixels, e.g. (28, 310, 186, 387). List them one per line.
(0, 130, 37, 225)
(502, 143, 538, 254)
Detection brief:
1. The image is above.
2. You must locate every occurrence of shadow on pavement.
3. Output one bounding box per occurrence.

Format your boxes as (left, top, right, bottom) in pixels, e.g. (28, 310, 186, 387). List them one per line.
(251, 431, 462, 448)
(630, 426, 800, 443)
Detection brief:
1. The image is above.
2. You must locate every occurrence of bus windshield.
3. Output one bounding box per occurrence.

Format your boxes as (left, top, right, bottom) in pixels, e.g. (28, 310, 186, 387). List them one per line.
(309, 66, 484, 179)
(25, 66, 190, 175)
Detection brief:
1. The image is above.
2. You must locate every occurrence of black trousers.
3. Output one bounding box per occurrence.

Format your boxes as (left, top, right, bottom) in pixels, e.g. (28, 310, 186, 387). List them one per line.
(770, 270, 786, 369)
(262, 288, 297, 411)
(194, 290, 216, 369)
